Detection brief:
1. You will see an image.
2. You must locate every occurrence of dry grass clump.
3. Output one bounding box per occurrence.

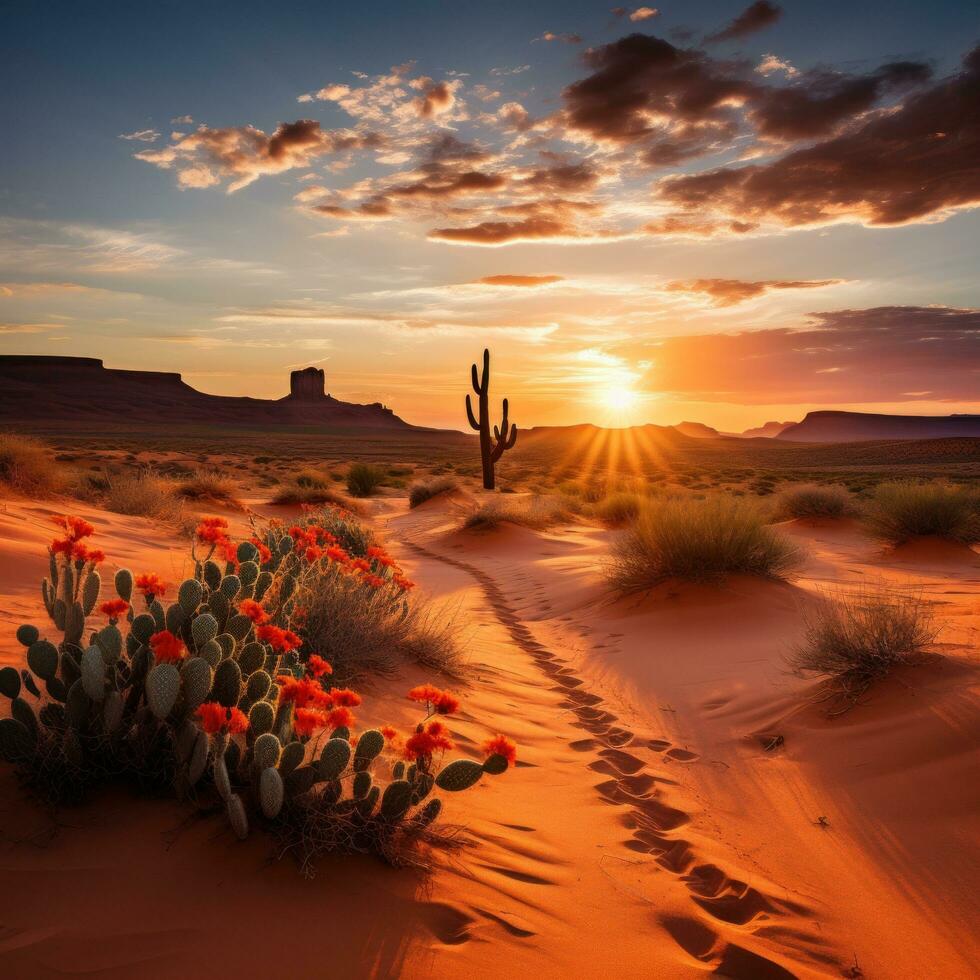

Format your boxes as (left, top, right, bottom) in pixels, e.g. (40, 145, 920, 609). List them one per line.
(776, 483, 856, 520)
(788, 587, 938, 711)
(862, 480, 980, 545)
(464, 494, 570, 531)
(102, 469, 184, 522)
(0, 434, 62, 496)
(346, 462, 386, 498)
(409, 475, 459, 508)
(271, 481, 360, 510)
(593, 490, 646, 525)
(175, 468, 241, 506)
(608, 496, 803, 591)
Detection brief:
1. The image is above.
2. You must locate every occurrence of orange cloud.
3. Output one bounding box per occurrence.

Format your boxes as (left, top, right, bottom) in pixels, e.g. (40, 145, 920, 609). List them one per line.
(667, 277, 843, 306)
(475, 275, 565, 287)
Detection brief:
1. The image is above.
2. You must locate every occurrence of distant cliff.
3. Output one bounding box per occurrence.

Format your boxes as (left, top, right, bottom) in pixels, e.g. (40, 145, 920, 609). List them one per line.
(778, 411, 980, 442)
(0, 356, 444, 433)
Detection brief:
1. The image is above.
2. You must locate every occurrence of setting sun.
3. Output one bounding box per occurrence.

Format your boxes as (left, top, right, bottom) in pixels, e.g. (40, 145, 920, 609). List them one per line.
(599, 385, 638, 414)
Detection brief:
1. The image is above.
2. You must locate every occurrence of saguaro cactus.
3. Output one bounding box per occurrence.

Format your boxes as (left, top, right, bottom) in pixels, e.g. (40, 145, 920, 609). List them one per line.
(465, 348, 517, 490)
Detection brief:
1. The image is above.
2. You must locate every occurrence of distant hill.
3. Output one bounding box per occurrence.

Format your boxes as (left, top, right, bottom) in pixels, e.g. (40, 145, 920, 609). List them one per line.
(0, 356, 455, 435)
(673, 421, 722, 439)
(778, 411, 980, 443)
(739, 421, 794, 439)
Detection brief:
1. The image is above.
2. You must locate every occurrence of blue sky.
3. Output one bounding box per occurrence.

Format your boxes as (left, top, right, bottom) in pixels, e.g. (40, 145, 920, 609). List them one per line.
(1, 1, 978, 429)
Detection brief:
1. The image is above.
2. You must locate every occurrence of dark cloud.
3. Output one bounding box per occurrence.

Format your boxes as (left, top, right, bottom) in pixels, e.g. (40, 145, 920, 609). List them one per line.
(619, 306, 980, 403)
(521, 161, 599, 193)
(563, 34, 749, 146)
(429, 198, 603, 244)
(657, 45, 980, 228)
(750, 61, 932, 141)
(667, 277, 841, 306)
(705, 2, 782, 44)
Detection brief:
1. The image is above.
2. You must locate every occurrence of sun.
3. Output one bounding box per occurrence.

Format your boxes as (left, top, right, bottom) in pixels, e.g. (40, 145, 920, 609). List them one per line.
(599, 385, 638, 413)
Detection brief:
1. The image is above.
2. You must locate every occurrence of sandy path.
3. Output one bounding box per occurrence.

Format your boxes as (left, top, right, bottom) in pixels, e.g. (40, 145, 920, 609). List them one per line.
(386, 496, 980, 980)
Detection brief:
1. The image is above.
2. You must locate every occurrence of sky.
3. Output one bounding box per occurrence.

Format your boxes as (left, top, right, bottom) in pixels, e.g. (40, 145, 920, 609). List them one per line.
(1, 0, 978, 432)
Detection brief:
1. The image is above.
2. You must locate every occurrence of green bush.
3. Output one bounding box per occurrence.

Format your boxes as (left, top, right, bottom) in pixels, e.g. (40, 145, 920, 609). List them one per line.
(608, 496, 803, 591)
(863, 481, 980, 544)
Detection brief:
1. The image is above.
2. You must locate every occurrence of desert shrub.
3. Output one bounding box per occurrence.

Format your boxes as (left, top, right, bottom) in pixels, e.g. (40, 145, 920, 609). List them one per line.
(776, 483, 856, 520)
(788, 587, 938, 710)
(0, 433, 62, 496)
(284, 506, 460, 680)
(409, 476, 459, 508)
(294, 468, 329, 489)
(103, 469, 184, 523)
(862, 480, 980, 544)
(593, 491, 645, 525)
(0, 511, 513, 873)
(464, 495, 570, 531)
(608, 496, 803, 591)
(346, 462, 386, 498)
(176, 468, 241, 506)
(271, 481, 359, 511)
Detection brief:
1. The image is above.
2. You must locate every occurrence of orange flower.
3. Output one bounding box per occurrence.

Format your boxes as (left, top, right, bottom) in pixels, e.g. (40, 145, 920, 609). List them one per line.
(135, 573, 167, 599)
(195, 516, 229, 546)
(408, 684, 458, 714)
(327, 687, 362, 708)
(325, 545, 349, 564)
(249, 537, 272, 563)
(99, 598, 129, 620)
(196, 701, 249, 735)
(483, 734, 517, 765)
(393, 575, 415, 591)
(307, 655, 332, 678)
(149, 629, 187, 664)
(304, 546, 323, 562)
(381, 725, 399, 745)
(433, 691, 459, 716)
(294, 707, 330, 737)
(239, 599, 268, 624)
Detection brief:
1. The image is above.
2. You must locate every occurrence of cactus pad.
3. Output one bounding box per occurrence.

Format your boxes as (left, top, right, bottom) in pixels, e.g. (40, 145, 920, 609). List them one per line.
(146, 663, 180, 719)
(435, 759, 485, 792)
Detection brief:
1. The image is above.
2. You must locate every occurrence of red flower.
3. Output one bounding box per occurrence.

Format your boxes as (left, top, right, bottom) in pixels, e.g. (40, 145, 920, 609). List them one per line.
(408, 684, 444, 706)
(364, 574, 385, 589)
(294, 707, 330, 737)
(381, 725, 399, 745)
(325, 545, 349, 564)
(307, 655, 332, 678)
(327, 687, 361, 708)
(250, 537, 272, 563)
(350, 558, 371, 573)
(276, 675, 330, 709)
(403, 720, 454, 761)
(195, 516, 229, 546)
(149, 630, 186, 664)
(257, 624, 302, 652)
(433, 691, 459, 716)
(196, 701, 249, 735)
(68, 541, 104, 565)
(135, 573, 167, 599)
(99, 598, 130, 620)
(393, 575, 415, 591)
(483, 734, 517, 765)
(327, 706, 355, 730)
(239, 599, 268, 624)
(83, 547, 106, 565)
(304, 546, 323, 562)
(51, 515, 95, 541)
(50, 537, 73, 555)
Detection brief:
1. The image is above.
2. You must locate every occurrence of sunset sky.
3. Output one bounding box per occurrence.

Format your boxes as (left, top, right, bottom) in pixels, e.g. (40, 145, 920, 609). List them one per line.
(1, 0, 978, 431)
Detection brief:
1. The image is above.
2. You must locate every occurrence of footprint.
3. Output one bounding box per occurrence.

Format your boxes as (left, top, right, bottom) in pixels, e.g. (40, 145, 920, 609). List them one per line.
(598, 748, 646, 774)
(660, 914, 717, 961)
(665, 747, 699, 763)
(647, 738, 671, 751)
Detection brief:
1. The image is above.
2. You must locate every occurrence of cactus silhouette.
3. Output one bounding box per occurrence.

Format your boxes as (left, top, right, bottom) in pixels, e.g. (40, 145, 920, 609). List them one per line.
(465, 348, 517, 490)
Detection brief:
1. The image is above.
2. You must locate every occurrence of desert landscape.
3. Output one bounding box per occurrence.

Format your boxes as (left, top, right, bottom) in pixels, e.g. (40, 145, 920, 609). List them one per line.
(2, 1, 979, 978)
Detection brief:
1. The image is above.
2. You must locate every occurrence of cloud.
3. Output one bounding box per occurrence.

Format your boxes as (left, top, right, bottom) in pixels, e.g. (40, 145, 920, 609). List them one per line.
(428, 199, 612, 246)
(135, 120, 382, 192)
(538, 32, 582, 44)
(119, 129, 160, 142)
(171, 115, 194, 124)
(630, 7, 658, 22)
(619, 306, 980, 403)
(756, 53, 797, 78)
(666, 278, 843, 306)
(657, 44, 980, 229)
(705, 1, 782, 44)
(474, 275, 565, 287)
(0, 322, 57, 334)
(411, 77, 461, 118)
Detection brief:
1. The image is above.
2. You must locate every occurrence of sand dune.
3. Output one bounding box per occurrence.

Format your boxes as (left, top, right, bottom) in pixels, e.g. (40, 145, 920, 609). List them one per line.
(1, 491, 977, 978)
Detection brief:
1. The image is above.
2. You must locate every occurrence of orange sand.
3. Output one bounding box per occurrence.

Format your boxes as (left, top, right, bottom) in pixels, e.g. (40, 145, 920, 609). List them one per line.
(0, 492, 977, 978)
